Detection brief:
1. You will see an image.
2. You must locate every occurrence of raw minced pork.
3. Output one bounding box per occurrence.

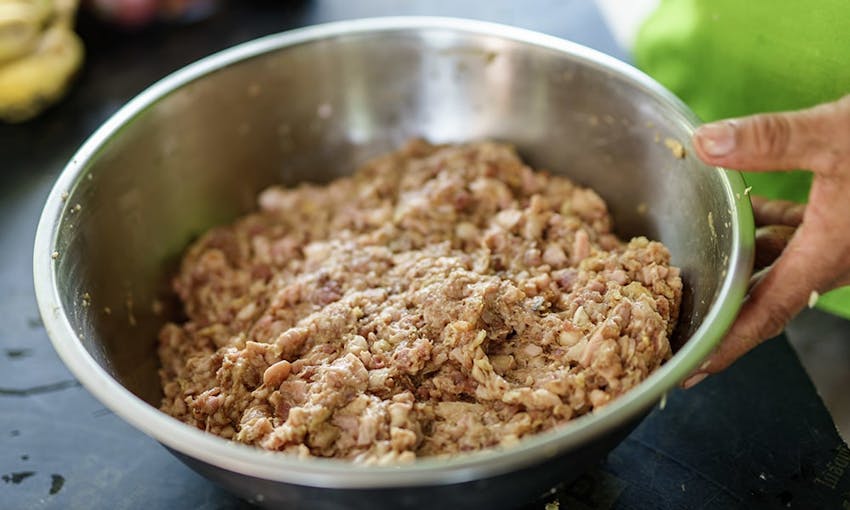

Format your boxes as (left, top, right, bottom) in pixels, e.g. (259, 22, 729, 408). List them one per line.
(158, 140, 682, 464)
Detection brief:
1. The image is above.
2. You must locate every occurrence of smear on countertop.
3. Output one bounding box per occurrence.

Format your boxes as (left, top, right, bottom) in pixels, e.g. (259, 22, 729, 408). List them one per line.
(4, 349, 32, 359)
(0, 380, 81, 397)
(2, 471, 35, 484)
(49, 474, 65, 495)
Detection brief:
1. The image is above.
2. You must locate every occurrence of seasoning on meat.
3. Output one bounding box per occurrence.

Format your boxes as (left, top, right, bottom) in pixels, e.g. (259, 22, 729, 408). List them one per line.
(664, 137, 686, 159)
(158, 140, 682, 463)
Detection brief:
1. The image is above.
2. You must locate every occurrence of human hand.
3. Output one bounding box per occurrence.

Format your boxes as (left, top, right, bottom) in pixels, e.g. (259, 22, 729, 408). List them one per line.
(683, 95, 850, 388)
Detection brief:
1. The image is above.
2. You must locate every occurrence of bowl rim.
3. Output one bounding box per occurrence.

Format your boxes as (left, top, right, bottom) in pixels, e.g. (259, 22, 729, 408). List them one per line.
(34, 16, 754, 489)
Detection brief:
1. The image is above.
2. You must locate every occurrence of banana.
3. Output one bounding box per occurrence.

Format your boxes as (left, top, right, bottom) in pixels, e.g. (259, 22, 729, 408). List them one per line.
(0, 0, 83, 123)
(0, 20, 83, 122)
(0, 1, 51, 64)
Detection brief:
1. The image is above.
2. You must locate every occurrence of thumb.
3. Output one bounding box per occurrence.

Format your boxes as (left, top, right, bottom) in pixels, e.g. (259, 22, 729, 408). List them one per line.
(692, 96, 850, 173)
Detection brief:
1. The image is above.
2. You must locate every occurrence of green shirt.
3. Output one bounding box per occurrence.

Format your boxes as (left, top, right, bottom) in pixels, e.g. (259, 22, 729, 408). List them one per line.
(634, 0, 850, 318)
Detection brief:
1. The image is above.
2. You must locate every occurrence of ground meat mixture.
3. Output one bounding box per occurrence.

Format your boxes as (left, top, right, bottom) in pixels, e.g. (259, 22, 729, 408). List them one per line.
(158, 140, 682, 464)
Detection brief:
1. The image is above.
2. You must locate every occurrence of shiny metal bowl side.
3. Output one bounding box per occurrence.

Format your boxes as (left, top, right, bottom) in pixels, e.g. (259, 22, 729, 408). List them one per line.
(34, 17, 754, 510)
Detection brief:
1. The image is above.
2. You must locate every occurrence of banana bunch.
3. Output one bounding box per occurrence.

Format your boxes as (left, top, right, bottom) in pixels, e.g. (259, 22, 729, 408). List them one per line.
(0, 0, 83, 122)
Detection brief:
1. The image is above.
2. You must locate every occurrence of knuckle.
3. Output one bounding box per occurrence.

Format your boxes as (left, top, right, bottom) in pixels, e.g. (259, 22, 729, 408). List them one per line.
(808, 99, 850, 174)
(836, 94, 850, 118)
(785, 204, 806, 226)
(760, 301, 792, 340)
(749, 114, 792, 159)
(812, 148, 845, 177)
(717, 323, 760, 368)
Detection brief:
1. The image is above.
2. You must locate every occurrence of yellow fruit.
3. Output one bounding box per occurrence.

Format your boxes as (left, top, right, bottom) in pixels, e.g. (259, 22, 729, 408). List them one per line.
(0, 22, 83, 122)
(0, 0, 54, 64)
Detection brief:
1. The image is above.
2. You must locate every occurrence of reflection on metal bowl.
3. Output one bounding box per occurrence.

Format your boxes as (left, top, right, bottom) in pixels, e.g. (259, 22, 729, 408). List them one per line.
(34, 17, 753, 510)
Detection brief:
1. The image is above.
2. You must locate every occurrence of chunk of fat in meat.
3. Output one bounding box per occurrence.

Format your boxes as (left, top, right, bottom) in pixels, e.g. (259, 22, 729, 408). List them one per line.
(572, 229, 591, 263)
(543, 243, 568, 267)
(263, 360, 291, 387)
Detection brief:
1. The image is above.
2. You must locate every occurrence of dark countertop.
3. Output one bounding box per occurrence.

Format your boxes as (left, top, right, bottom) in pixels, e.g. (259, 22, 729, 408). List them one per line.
(1, 2, 849, 509)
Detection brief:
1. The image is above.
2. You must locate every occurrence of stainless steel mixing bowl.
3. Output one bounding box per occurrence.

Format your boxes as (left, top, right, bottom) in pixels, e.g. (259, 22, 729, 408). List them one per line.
(34, 17, 754, 510)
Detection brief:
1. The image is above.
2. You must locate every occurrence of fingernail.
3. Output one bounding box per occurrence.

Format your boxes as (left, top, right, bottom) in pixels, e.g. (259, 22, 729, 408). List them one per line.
(682, 372, 708, 390)
(696, 121, 736, 157)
